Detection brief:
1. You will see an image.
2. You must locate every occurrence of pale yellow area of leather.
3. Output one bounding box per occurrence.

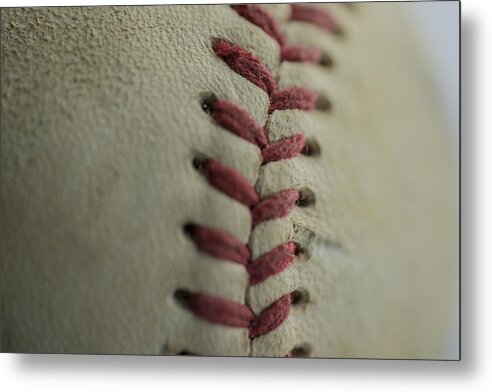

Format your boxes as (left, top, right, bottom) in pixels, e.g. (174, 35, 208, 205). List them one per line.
(0, 3, 458, 359)
(0, 5, 276, 356)
(252, 3, 458, 358)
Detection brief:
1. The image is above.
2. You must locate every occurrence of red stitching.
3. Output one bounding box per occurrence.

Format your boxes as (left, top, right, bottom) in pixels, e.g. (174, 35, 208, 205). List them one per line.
(183, 292, 291, 339)
(203, 160, 260, 208)
(210, 99, 268, 148)
(247, 241, 296, 286)
(184, 4, 334, 345)
(291, 4, 339, 34)
(213, 39, 277, 95)
(186, 225, 250, 265)
(187, 292, 254, 328)
(232, 4, 285, 47)
(213, 40, 319, 113)
(249, 294, 291, 339)
(251, 189, 299, 227)
(269, 87, 318, 113)
(233, 4, 322, 65)
(261, 133, 306, 164)
(281, 44, 321, 63)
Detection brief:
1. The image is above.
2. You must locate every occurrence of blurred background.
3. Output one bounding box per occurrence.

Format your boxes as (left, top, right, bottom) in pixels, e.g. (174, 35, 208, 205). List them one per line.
(409, 1, 460, 359)
(410, 1, 459, 159)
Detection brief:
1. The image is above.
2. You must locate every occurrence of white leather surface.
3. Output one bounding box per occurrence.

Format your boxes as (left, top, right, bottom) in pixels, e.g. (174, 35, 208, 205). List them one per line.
(1, 4, 457, 358)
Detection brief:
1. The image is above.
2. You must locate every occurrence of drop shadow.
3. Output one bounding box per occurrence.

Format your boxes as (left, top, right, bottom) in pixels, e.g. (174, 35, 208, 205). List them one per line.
(6, 7, 475, 381)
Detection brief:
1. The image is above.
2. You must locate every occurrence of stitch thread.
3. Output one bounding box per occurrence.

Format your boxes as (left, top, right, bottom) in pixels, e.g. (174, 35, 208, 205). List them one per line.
(185, 225, 250, 265)
(233, 4, 322, 65)
(213, 39, 277, 95)
(249, 294, 291, 339)
(186, 292, 254, 328)
(269, 87, 318, 113)
(181, 292, 291, 339)
(281, 45, 321, 63)
(232, 4, 285, 46)
(251, 189, 299, 227)
(291, 3, 339, 34)
(247, 241, 296, 286)
(210, 99, 268, 148)
(261, 133, 306, 164)
(183, 4, 337, 348)
(203, 160, 260, 207)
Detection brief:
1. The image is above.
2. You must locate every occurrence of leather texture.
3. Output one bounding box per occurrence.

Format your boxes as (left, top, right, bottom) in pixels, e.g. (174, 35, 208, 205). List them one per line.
(0, 3, 457, 358)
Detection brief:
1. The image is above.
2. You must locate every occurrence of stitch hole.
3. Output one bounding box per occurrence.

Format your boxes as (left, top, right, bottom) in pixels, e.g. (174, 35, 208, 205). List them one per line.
(335, 27, 345, 37)
(319, 52, 334, 68)
(200, 93, 217, 115)
(161, 343, 196, 356)
(290, 288, 310, 306)
(191, 155, 209, 174)
(301, 138, 321, 157)
(290, 343, 312, 358)
(183, 223, 198, 237)
(177, 350, 196, 356)
(316, 94, 332, 112)
(296, 187, 316, 208)
(174, 289, 191, 307)
(294, 242, 304, 256)
(294, 242, 311, 260)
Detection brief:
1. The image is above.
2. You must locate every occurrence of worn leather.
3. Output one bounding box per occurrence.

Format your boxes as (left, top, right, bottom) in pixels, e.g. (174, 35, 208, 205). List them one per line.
(0, 3, 457, 358)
